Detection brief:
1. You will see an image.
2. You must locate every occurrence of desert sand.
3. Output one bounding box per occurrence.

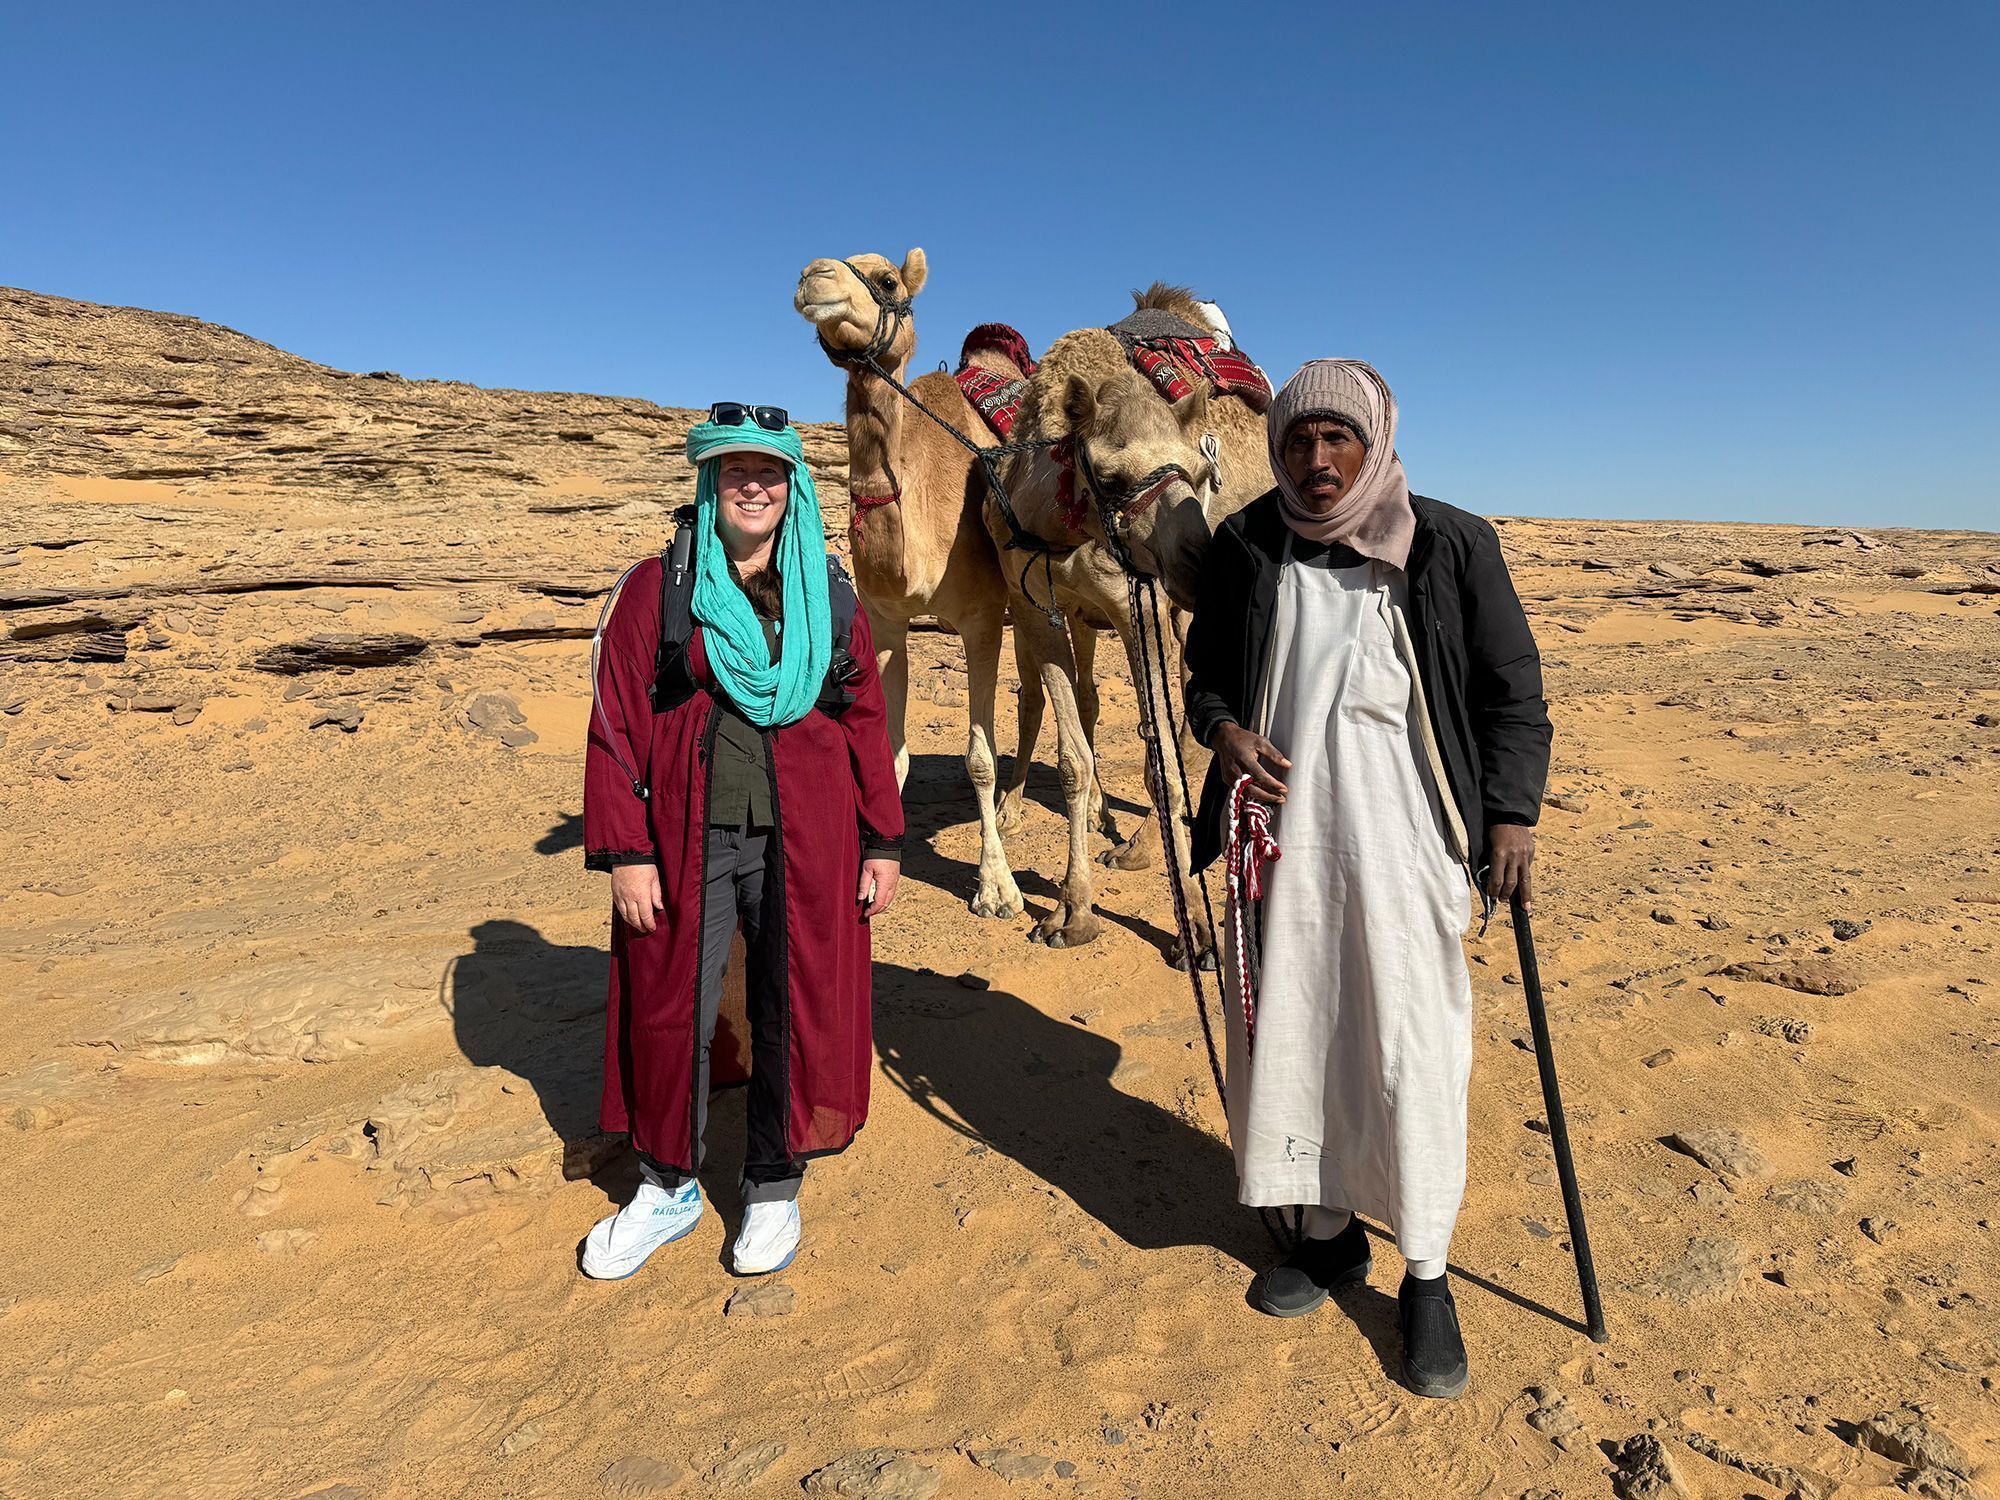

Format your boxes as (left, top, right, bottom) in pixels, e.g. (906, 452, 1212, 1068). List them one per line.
(3, 285, 1998, 1499)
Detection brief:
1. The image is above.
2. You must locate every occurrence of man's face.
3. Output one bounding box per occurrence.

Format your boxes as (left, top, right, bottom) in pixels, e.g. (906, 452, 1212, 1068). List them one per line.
(1281, 416, 1367, 516)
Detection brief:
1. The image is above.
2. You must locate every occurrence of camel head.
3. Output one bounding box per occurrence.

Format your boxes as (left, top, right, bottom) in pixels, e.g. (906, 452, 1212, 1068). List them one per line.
(1052, 361, 1217, 611)
(795, 250, 928, 370)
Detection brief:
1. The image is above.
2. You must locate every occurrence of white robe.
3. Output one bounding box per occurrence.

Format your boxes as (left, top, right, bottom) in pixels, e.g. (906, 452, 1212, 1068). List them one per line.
(1222, 543, 1474, 1262)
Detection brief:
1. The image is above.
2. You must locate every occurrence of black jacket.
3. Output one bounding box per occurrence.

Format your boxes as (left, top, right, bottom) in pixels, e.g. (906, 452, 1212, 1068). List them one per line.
(1185, 491, 1551, 878)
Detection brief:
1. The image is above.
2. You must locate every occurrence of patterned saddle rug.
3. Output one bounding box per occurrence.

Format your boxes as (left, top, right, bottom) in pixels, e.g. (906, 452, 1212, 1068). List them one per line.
(1109, 308, 1272, 413)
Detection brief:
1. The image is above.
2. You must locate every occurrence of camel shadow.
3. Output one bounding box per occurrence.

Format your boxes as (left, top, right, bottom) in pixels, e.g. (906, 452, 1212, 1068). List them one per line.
(871, 961, 1264, 1269)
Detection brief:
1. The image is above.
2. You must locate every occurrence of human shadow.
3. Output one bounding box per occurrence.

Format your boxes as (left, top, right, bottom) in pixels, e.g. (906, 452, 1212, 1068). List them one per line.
(443, 918, 622, 1185)
(536, 814, 585, 856)
(871, 961, 1265, 1269)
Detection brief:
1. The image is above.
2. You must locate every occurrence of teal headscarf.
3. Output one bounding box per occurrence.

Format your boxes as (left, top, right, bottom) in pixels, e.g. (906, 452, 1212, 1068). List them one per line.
(685, 418, 831, 728)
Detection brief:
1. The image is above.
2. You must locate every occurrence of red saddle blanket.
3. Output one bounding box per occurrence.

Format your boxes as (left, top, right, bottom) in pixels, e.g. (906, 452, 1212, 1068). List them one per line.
(953, 365, 1030, 440)
(1131, 336, 1272, 414)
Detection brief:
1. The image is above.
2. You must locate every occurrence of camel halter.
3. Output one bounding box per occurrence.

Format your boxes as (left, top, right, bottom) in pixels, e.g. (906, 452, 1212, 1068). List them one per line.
(815, 259, 913, 371)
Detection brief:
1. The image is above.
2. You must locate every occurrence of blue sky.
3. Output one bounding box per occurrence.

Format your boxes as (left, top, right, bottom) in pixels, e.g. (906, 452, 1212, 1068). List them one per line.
(5, 3, 1995, 529)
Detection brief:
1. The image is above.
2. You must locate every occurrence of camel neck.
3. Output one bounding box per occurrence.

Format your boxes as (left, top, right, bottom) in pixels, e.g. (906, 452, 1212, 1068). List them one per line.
(844, 362, 905, 499)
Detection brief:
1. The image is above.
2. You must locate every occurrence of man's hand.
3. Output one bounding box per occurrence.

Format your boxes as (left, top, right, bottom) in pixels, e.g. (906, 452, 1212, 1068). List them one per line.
(1210, 722, 1291, 804)
(611, 863, 665, 934)
(859, 858, 899, 919)
(1484, 823, 1536, 911)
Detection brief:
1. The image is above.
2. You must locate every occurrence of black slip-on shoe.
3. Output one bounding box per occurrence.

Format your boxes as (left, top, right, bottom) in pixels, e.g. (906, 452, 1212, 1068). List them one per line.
(1398, 1274, 1470, 1399)
(1256, 1218, 1373, 1318)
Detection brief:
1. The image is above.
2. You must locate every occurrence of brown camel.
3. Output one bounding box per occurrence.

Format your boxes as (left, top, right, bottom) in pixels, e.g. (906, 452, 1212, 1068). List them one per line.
(794, 249, 1024, 921)
(1126, 282, 1274, 525)
(984, 327, 1219, 955)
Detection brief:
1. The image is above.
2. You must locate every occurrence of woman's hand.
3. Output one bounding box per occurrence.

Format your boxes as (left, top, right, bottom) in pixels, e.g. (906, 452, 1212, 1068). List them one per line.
(858, 858, 899, 919)
(1210, 722, 1291, 804)
(611, 863, 665, 934)
(1483, 823, 1536, 912)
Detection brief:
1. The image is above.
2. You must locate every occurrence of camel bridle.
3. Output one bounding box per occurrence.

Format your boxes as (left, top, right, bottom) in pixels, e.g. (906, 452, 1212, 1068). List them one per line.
(1068, 440, 1198, 575)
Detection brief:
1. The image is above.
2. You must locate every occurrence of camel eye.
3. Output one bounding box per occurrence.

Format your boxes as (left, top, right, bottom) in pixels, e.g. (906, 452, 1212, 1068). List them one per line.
(876, 273, 897, 290)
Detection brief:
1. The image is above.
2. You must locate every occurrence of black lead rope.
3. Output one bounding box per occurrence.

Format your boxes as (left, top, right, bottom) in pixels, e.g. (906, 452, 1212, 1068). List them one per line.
(1123, 567, 1298, 1254)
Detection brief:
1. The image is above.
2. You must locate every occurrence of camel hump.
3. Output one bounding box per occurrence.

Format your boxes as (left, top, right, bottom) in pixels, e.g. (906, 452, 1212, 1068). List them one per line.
(957, 323, 1038, 379)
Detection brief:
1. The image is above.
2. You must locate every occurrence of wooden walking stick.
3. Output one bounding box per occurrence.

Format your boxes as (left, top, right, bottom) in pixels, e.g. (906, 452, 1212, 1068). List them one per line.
(1512, 894, 1609, 1343)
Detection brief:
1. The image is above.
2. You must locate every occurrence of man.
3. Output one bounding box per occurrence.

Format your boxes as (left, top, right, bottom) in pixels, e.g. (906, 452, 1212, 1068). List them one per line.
(1184, 359, 1550, 1399)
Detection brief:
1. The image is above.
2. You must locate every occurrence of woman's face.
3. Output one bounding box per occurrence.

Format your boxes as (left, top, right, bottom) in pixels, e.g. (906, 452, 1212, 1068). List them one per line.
(1281, 416, 1367, 516)
(716, 453, 791, 551)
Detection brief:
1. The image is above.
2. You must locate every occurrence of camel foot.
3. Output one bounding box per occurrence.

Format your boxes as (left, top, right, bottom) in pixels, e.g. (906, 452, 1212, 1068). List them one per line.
(1166, 926, 1220, 973)
(970, 875, 1024, 922)
(1029, 907, 1103, 949)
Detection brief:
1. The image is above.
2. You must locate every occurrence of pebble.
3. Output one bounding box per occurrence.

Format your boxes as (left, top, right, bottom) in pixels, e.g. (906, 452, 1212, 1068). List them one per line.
(308, 705, 364, 732)
(968, 1444, 1052, 1481)
(1861, 1216, 1897, 1244)
(1830, 918, 1869, 941)
(1767, 1178, 1845, 1215)
(495, 1421, 544, 1458)
(1642, 1048, 1677, 1068)
(1645, 1236, 1747, 1303)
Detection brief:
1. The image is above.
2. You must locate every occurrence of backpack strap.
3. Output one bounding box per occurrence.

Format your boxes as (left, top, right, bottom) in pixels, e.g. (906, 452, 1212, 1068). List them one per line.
(649, 506, 700, 711)
(818, 555, 863, 715)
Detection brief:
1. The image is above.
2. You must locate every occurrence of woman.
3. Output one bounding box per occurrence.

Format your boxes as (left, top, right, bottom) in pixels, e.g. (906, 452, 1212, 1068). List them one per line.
(1183, 360, 1550, 1398)
(582, 404, 903, 1280)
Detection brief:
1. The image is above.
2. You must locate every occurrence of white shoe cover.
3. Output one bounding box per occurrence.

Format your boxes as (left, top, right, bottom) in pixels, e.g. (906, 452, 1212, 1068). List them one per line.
(580, 1171, 702, 1280)
(731, 1199, 801, 1276)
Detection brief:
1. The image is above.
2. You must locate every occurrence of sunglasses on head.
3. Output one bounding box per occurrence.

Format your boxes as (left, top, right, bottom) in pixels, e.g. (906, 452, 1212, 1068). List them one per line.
(709, 402, 789, 432)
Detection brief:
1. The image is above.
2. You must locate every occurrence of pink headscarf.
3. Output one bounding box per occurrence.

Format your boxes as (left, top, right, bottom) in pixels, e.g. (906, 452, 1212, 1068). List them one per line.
(1267, 359, 1415, 570)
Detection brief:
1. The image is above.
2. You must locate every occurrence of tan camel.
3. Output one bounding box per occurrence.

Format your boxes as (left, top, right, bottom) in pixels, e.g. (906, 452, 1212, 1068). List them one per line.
(984, 327, 1219, 956)
(995, 286, 1270, 875)
(794, 249, 1024, 921)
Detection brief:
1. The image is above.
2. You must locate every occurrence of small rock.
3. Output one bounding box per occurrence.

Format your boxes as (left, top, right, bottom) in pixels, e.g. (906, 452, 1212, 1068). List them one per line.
(308, 705, 364, 733)
(1832, 1157, 1858, 1177)
(1520, 1217, 1553, 1238)
(1546, 793, 1589, 813)
(256, 1228, 319, 1255)
(171, 700, 204, 726)
(1666, 1127, 1772, 1179)
(955, 970, 990, 991)
(1, 694, 25, 715)
(707, 1441, 786, 1489)
(599, 1454, 685, 1494)
(1524, 1386, 1584, 1450)
(1645, 1236, 1747, 1302)
(1642, 1048, 1677, 1069)
(232, 1178, 286, 1217)
(1860, 1216, 1897, 1245)
(1850, 1405, 1970, 1479)
(1830, 918, 1869, 941)
(725, 1282, 794, 1318)
(496, 1421, 545, 1459)
(1609, 1432, 1686, 1497)
(801, 1448, 939, 1500)
(1697, 913, 1732, 931)
(1715, 959, 1858, 996)
(968, 1444, 1052, 1481)
(1650, 908, 1679, 925)
(1767, 1179, 1845, 1215)
(134, 1255, 182, 1284)
(1753, 1014, 1812, 1045)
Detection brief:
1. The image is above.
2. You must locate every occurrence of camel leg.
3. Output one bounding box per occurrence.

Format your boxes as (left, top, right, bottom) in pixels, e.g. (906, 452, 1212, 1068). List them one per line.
(1071, 623, 1120, 843)
(875, 614, 911, 791)
(997, 622, 1043, 835)
(1013, 606, 1102, 950)
(957, 607, 1023, 920)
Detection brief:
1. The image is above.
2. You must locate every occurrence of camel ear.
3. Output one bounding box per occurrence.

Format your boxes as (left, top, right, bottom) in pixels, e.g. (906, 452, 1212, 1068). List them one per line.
(901, 248, 928, 297)
(1060, 374, 1096, 436)
(1174, 385, 1211, 432)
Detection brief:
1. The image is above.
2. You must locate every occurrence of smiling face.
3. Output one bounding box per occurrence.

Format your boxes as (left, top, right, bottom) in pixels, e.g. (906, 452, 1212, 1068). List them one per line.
(714, 452, 791, 559)
(1281, 415, 1368, 516)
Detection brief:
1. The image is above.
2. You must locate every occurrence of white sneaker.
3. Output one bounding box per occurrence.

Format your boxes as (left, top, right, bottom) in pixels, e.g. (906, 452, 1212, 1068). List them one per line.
(580, 1169, 702, 1280)
(731, 1199, 802, 1276)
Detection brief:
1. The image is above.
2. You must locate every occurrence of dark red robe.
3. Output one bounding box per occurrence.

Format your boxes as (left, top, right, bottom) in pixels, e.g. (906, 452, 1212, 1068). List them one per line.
(583, 556, 903, 1169)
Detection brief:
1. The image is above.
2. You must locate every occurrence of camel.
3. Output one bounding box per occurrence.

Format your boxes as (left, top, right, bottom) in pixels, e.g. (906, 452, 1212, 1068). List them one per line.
(793, 249, 1025, 922)
(993, 285, 1272, 880)
(984, 327, 1220, 956)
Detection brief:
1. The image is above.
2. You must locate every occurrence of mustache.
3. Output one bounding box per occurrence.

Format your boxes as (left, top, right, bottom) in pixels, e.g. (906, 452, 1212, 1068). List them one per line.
(1303, 469, 1343, 490)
